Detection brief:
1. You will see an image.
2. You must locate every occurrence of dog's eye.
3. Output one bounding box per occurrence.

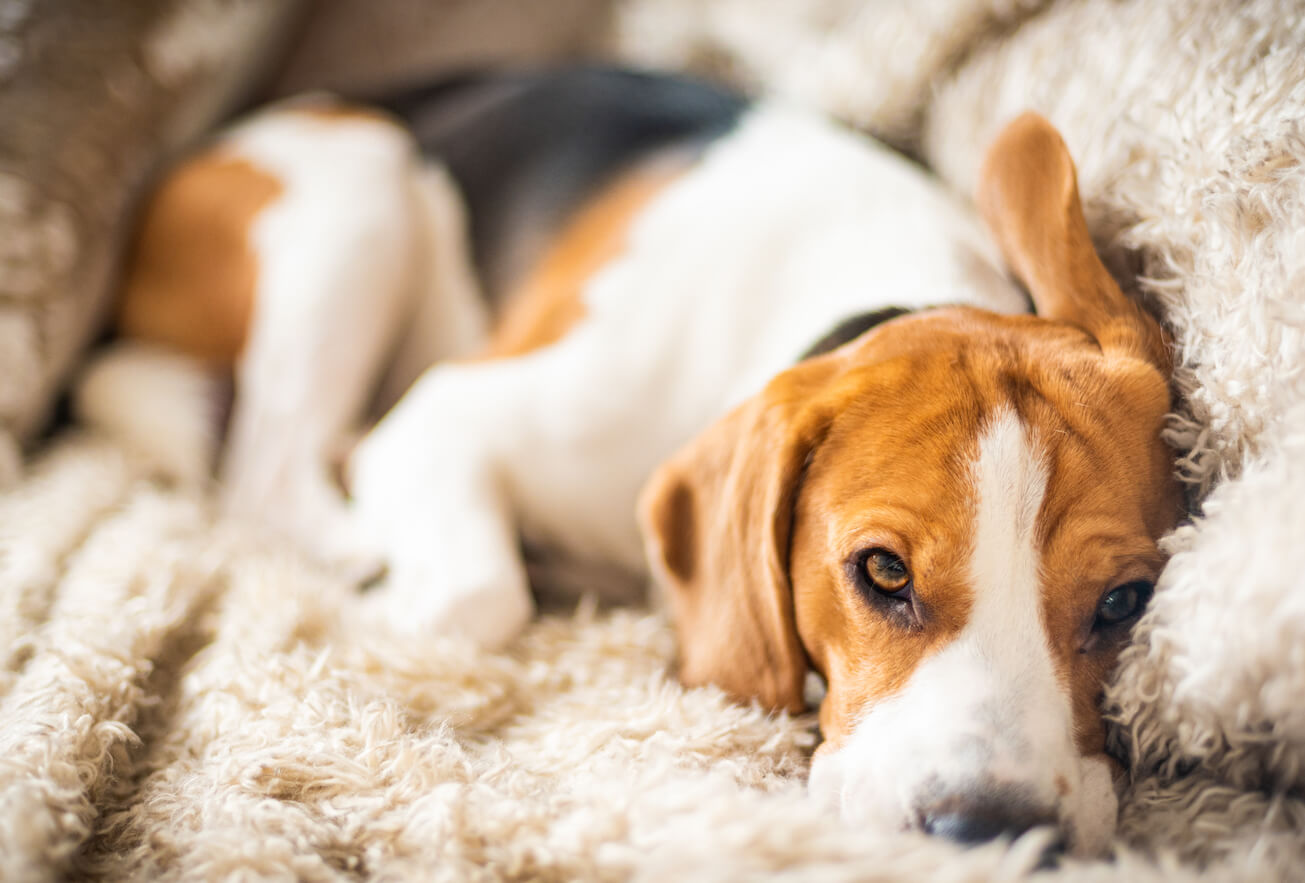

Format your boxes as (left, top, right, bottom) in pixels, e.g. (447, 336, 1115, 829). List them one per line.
(863, 549, 910, 594)
(1093, 581, 1153, 630)
(848, 548, 919, 629)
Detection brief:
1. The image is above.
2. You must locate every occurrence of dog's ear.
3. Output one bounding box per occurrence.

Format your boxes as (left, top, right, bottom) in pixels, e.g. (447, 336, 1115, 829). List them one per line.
(978, 112, 1169, 372)
(638, 362, 836, 714)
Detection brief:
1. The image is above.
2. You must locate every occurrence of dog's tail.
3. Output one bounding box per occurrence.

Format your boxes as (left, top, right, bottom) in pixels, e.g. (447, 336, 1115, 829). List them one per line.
(72, 342, 224, 487)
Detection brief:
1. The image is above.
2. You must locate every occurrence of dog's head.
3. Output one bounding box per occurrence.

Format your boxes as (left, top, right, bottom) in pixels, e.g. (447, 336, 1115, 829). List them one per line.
(638, 113, 1183, 855)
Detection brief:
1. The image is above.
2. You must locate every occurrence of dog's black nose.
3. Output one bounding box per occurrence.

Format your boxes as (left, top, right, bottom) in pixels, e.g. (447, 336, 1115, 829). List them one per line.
(920, 794, 1059, 847)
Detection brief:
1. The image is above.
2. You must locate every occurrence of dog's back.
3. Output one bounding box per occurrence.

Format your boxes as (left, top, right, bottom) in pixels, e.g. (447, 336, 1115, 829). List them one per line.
(379, 66, 747, 301)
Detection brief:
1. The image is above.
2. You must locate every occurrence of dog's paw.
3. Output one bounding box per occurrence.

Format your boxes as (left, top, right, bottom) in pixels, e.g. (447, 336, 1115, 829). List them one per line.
(314, 519, 389, 589)
(357, 557, 534, 650)
(344, 395, 533, 649)
(218, 454, 388, 584)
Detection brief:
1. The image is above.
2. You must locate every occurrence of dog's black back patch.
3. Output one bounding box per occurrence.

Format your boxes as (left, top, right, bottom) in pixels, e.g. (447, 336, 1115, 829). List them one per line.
(377, 66, 748, 300)
(799, 307, 914, 361)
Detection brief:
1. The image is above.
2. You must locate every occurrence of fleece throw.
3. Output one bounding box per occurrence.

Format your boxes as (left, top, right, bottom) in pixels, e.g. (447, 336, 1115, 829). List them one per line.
(3, 0, 1304, 878)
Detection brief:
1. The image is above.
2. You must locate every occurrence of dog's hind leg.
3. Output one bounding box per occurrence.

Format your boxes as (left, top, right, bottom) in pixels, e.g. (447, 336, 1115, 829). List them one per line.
(370, 163, 489, 417)
(216, 107, 486, 574)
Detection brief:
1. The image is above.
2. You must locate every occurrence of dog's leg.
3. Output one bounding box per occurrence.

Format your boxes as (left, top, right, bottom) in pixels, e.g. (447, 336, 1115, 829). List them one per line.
(371, 164, 489, 417)
(217, 110, 486, 574)
(347, 357, 549, 648)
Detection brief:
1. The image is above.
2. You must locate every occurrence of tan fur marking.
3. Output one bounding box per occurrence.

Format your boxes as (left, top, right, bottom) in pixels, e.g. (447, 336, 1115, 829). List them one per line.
(117, 154, 282, 366)
(482, 160, 686, 359)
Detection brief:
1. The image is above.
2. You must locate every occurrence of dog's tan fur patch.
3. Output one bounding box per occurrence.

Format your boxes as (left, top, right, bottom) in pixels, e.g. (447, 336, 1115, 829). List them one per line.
(483, 158, 687, 359)
(117, 154, 282, 366)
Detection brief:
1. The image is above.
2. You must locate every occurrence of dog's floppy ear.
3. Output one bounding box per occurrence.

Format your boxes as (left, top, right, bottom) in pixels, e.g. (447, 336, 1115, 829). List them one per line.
(978, 112, 1169, 371)
(638, 363, 835, 714)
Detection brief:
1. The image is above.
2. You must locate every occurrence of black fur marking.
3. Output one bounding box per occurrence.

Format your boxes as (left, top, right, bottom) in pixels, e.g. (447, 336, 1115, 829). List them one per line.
(799, 307, 914, 360)
(376, 65, 748, 300)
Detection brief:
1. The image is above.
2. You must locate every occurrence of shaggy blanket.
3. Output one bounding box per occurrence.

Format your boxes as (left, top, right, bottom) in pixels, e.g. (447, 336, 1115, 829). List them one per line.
(4, 0, 1305, 879)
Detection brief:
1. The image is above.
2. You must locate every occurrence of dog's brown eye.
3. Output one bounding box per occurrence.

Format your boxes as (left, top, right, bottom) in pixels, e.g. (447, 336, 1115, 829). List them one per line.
(848, 548, 919, 629)
(863, 550, 910, 594)
(1093, 581, 1153, 630)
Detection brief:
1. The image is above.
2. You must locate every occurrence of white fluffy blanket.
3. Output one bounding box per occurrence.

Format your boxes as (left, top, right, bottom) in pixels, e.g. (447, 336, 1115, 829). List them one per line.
(4, 0, 1304, 878)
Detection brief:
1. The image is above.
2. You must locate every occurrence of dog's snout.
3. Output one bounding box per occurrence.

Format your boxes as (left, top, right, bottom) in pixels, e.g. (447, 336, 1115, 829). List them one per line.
(919, 792, 1059, 847)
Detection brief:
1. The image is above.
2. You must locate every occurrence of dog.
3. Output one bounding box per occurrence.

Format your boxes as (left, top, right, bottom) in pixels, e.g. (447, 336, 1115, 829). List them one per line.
(77, 67, 1183, 856)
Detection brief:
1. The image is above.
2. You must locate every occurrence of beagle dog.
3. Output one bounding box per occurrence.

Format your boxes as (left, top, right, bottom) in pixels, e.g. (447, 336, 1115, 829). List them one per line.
(80, 67, 1182, 856)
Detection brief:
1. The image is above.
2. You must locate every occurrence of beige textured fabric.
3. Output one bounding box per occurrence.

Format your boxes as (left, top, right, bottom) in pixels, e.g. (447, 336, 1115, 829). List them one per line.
(5, 0, 1305, 878)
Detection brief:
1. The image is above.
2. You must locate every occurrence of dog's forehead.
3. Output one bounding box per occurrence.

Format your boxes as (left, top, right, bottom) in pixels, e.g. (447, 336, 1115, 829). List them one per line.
(820, 309, 1170, 481)
(807, 314, 1167, 571)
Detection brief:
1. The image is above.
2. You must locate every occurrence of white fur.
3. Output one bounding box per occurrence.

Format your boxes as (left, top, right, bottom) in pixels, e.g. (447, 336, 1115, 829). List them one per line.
(76, 106, 490, 579)
(348, 103, 1026, 636)
(72, 342, 220, 487)
(808, 409, 1116, 855)
(350, 360, 536, 647)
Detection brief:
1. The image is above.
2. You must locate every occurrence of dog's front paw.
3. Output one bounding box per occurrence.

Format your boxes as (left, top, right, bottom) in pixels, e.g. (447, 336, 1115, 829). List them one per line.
(357, 554, 535, 650)
(219, 458, 386, 584)
(313, 512, 389, 588)
(345, 392, 533, 649)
